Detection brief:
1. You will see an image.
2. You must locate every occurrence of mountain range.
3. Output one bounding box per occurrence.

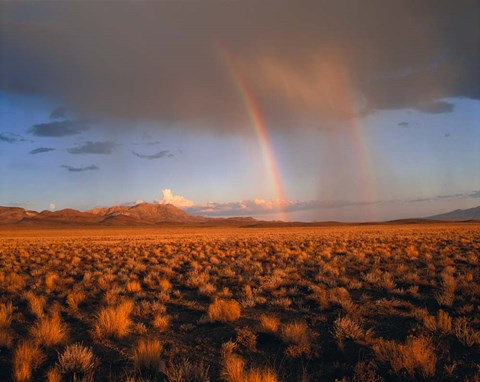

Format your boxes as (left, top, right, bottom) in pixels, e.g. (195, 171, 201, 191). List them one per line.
(0, 203, 256, 226)
(0, 204, 479, 226)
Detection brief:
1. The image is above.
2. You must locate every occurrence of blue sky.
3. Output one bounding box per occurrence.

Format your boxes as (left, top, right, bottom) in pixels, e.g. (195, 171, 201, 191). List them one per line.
(0, 2, 479, 221)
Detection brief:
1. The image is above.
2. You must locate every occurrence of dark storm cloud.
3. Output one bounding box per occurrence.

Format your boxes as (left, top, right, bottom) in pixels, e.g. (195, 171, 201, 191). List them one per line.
(49, 106, 66, 119)
(29, 147, 55, 154)
(28, 120, 91, 137)
(61, 164, 99, 172)
(0, 132, 29, 143)
(1, 1, 478, 132)
(67, 141, 117, 154)
(132, 150, 174, 160)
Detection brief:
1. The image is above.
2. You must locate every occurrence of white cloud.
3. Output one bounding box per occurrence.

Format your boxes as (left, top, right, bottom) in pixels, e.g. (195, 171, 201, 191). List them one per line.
(154, 189, 194, 208)
(49, 203, 56, 210)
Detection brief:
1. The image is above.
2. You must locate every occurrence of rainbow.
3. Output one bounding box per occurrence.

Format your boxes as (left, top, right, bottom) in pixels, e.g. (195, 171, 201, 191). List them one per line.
(218, 44, 288, 221)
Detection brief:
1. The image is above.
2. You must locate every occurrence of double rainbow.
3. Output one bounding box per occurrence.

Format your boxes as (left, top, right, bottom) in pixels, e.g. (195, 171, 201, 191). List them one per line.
(218, 44, 288, 221)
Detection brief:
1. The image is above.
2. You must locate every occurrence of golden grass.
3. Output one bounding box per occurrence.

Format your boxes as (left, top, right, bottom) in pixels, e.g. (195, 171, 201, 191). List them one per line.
(66, 290, 86, 311)
(159, 278, 172, 292)
(131, 338, 163, 372)
(31, 311, 68, 347)
(152, 313, 170, 332)
(95, 300, 133, 338)
(13, 341, 45, 382)
(0, 224, 479, 380)
(163, 358, 210, 382)
(281, 321, 310, 346)
(208, 299, 241, 322)
(0, 301, 13, 328)
(258, 314, 279, 334)
(373, 335, 436, 378)
(57, 343, 97, 380)
(24, 292, 45, 318)
(126, 280, 142, 293)
(221, 345, 277, 382)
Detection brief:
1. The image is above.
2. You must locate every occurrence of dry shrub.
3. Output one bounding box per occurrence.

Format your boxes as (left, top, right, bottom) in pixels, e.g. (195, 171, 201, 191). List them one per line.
(235, 327, 257, 351)
(31, 311, 68, 347)
(221, 344, 277, 382)
(352, 361, 383, 382)
(221, 352, 245, 382)
(13, 341, 45, 382)
(281, 321, 310, 346)
(434, 271, 456, 307)
(199, 282, 217, 296)
(152, 313, 170, 332)
(423, 310, 452, 335)
(208, 299, 241, 322)
(0, 301, 13, 328)
(0, 330, 14, 348)
(259, 314, 279, 334)
(45, 272, 59, 293)
(127, 280, 142, 293)
(66, 290, 86, 311)
(454, 317, 480, 347)
(159, 279, 172, 292)
(58, 343, 97, 381)
(373, 335, 436, 378)
(46, 368, 62, 382)
(95, 300, 133, 338)
(24, 292, 45, 318)
(284, 344, 311, 358)
(6, 272, 26, 292)
(132, 338, 163, 372)
(163, 358, 210, 382)
(333, 316, 370, 348)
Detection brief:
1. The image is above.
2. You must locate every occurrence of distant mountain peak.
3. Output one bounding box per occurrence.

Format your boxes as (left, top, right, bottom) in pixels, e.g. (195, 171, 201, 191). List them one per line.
(427, 206, 480, 221)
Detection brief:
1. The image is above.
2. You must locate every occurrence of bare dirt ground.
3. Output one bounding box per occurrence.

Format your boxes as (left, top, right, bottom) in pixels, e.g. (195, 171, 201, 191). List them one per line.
(0, 223, 479, 381)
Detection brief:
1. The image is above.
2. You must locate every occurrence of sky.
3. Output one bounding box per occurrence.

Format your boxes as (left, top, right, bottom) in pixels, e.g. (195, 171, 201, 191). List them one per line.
(0, 1, 479, 222)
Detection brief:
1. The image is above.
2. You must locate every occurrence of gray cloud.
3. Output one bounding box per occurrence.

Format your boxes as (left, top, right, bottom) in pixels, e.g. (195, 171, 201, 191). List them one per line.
(0, 1, 477, 133)
(132, 150, 174, 160)
(145, 140, 161, 146)
(29, 147, 55, 154)
(0, 132, 29, 143)
(415, 101, 455, 114)
(49, 106, 67, 119)
(470, 190, 480, 198)
(67, 141, 117, 154)
(398, 122, 409, 128)
(28, 120, 91, 137)
(61, 164, 99, 172)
